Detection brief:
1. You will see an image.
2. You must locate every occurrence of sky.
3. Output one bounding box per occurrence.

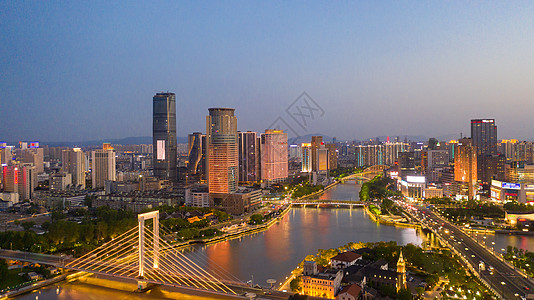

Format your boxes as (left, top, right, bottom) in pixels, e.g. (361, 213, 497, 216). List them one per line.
(1, 1, 534, 142)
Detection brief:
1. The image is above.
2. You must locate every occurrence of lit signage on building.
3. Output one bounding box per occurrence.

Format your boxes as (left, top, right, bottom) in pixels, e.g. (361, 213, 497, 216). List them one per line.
(28, 142, 39, 148)
(406, 176, 426, 184)
(157, 140, 165, 160)
(502, 182, 521, 190)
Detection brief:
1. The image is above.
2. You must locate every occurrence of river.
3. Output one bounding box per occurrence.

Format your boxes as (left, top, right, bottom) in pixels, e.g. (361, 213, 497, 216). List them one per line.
(16, 180, 533, 299)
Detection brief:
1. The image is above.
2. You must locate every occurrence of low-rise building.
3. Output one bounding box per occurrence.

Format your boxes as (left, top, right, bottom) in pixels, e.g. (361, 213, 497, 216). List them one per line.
(302, 261, 344, 299)
(336, 283, 362, 300)
(331, 251, 362, 269)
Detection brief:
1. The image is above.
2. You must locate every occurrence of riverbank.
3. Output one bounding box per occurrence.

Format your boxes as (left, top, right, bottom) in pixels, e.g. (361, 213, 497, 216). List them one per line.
(166, 204, 293, 250)
(364, 204, 421, 229)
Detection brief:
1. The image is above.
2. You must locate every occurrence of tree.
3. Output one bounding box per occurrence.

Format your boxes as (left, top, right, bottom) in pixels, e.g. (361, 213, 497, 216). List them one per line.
(0, 258, 8, 281)
(21, 221, 35, 231)
(398, 288, 413, 300)
(290, 276, 302, 292)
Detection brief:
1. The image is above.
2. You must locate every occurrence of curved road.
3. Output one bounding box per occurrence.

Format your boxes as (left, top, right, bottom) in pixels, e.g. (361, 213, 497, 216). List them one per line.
(401, 202, 534, 299)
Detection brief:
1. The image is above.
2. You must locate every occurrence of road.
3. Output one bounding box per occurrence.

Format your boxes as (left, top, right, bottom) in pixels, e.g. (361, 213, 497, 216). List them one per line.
(401, 202, 534, 299)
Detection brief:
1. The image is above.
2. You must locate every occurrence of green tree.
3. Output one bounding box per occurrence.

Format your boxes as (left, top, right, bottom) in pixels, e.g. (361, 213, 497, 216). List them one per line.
(21, 221, 35, 231)
(290, 276, 302, 292)
(0, 258, 8, 281)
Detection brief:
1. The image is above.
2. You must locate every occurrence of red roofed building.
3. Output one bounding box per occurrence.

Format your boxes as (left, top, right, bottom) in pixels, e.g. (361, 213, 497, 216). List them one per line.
(336, 284, 362, 300)
(331, 251, 362, 269)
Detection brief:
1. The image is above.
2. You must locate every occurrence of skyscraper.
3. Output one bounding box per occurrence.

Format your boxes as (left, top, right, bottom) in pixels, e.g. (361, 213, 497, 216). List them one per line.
(471, 119, 497, 183)
(455, 138, 477, 199)
(153, 92, 177, 182)
(62, 148, 86, 189)
(325, 143, 338, 170)
(2, 164, 37, 200)
(260, 129, 288, 183)
(238, 131, 260, 182)
(310, 136, 323, 172)
(91, 148, 116, 189)
(187, 132, 205, 177)
(301, 143, 312, 173)
(206, 108, 238, 194)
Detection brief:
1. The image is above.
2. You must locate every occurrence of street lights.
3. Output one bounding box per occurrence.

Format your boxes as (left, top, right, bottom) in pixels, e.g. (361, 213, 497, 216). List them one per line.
(500, 281, 506, 298)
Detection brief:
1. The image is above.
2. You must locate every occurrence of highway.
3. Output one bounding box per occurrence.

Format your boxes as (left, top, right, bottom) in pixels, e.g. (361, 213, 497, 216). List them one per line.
(401, 202, 534, 299)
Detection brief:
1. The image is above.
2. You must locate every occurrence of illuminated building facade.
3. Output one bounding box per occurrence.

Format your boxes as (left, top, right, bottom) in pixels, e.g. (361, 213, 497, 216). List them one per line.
(396, 251, 406, 292)
(454, 138, 477, 199)
(311, 136, 323, 172)
(91, 149, 116, 189)
(206, 108, 238, 194)
(260, 129, 288, 183)
(153, 92, 177, 182)
(2, 164, 37, 200)
(471, 119, 497, 183)
(238, 131, 259, 182)
(62, 148, 86, 189)
(325, 143, 337, 170)
(302, 261, 343, 299)
(301, 143, 312, 173)
(356, 143, 408, 168)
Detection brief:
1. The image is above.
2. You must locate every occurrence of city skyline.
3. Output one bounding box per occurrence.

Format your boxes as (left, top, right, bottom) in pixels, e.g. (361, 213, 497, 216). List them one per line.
(2, 2, 534, 142)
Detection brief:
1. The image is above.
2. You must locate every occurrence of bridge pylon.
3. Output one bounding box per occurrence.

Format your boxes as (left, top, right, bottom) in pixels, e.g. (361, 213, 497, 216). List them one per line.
(138, 210, 159, 278)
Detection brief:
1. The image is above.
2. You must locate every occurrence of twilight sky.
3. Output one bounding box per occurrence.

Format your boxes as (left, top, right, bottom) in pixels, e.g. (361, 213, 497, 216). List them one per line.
(1, 1, 534, 142)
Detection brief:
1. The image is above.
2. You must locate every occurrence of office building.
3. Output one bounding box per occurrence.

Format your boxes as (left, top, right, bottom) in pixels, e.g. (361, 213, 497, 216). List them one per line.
(301, 143, 312, 173)
(471, 119, 497, 183)
(206, 108, 238, 194)
(325, 143, 337, 170)
(238, 131, 260, 182)
(21, 147, 44, 173)
(398, 152, 416, 179)
(187, 132, 206, 177)
(454, 138, 477, 199)
(2, 164, 37, 200)
(260, 129, 288, 183)
(62, 148, 86, 189)
(153, 92, 177, 182)
(91, 149, 116, 189)
(310, 136, 323, 172)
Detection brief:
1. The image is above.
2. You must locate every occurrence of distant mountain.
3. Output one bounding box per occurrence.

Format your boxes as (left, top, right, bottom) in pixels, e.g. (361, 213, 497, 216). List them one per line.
(288, 133, 335, 145)
(40, 136, 189, 147)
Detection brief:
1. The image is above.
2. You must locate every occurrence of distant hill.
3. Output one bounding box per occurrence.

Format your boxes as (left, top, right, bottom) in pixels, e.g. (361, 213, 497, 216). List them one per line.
(288, 133, 335, 145)
(40, 136, 188, 147)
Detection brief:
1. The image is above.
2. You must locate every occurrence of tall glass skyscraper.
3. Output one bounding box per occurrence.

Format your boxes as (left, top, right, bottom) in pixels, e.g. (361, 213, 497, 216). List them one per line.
(206, 108, 238, 194)
(238, 131, 259, 182)
(471, 119, 497, 183)
(153, 92, 177, 182)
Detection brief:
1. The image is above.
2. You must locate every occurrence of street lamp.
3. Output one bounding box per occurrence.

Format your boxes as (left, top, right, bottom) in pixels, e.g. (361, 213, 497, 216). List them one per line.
(500, 281, 506, 298)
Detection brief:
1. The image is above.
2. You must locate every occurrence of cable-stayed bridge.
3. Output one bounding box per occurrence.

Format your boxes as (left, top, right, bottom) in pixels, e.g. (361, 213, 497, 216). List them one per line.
(0, 211, 275, 298)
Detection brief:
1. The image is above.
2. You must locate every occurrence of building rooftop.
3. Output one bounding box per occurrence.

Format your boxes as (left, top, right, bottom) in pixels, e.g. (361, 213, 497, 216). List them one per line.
(331, 251, 362, 262)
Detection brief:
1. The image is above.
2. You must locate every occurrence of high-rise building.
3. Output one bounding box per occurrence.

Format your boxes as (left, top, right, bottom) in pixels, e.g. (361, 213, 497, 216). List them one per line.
(62, 148, 86, 189)
(91, 149, 116, 189)
(206, 108, 238, 194)
(301, 143, 312, 173)
(455, 138, 477, 199)
(2, 164, 37, 200)
(187, 132, 206, 177)
(153, 92, 177, 182)
(398, 152, 416, 179)
(260, 129, 288, 183)
(238, 131, 260, 182)
(310, 136, 323, 172)
(471, 119, 497, 183)
(325, 143, 337, 170)
(21, 147, 44, 173)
